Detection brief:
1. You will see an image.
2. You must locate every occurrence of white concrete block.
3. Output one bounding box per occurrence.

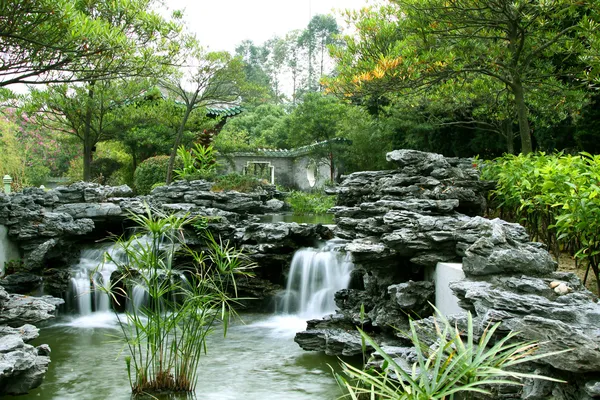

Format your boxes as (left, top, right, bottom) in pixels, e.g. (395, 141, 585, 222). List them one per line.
(434, 262, 466, 316)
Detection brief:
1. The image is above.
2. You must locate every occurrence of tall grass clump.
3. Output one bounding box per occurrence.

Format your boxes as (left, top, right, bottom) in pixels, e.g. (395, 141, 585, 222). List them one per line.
(337, 309, 567, 400)
(103, 206, 253, 396)
(287, 190, 336, 215)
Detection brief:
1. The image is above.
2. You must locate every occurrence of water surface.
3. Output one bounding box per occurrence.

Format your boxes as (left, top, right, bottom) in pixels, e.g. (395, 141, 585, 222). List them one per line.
(22, 313, 347, 400)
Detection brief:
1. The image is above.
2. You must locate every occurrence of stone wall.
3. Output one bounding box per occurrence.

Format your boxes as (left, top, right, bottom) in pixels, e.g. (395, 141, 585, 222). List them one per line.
(218, 153, 332, 190)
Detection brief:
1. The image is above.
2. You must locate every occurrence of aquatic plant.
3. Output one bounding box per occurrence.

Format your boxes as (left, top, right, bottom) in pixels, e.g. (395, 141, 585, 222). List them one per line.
(337, 308, 567, 399)
(103, 206, 254, 395)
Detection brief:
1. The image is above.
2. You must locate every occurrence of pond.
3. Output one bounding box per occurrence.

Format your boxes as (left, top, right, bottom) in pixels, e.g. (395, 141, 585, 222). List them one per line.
(21, 313, 349, 400)
(257, 213, 334, 225)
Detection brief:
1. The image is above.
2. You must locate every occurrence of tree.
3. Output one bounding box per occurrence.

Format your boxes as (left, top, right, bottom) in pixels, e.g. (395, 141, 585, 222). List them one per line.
(215, 104, 288, 152)
(286, 93, 349, 182)
(26, 80, 149, 181)
(161, 49, 245, 184)
(298, 14, 340, 92)
(328, 0, 593, 154)
(0, 0, 181, 87)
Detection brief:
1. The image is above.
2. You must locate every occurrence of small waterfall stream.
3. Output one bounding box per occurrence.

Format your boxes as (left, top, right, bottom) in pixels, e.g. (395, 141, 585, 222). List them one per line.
(281, 246, 353, 318)
(70, 244, 121, 315)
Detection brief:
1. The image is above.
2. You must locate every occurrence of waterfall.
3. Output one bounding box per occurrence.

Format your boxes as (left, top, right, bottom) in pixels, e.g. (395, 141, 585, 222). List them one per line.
(70, 244, 122, 315)
(281, 243, 353, 319)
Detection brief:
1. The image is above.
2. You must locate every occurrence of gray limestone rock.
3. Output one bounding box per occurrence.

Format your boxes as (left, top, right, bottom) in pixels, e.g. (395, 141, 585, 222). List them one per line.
(0, 293, 64, 327)
(462, 238, 557, 277)
(54, 203, 122, 219)
(23, 238, 58, 271)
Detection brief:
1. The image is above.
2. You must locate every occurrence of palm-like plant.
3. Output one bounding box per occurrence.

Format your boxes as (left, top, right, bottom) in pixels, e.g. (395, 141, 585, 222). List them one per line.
(102, 205, 254, 395)
(337, 308, 568, 400)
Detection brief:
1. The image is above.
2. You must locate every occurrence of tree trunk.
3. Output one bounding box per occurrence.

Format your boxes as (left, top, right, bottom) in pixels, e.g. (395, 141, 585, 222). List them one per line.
(512, 79, 533, 154)
(166, 105, 193, 184)
(329, 151, 335, 184)
(83, 82, 95, 181)
(503, 119, 514, 154)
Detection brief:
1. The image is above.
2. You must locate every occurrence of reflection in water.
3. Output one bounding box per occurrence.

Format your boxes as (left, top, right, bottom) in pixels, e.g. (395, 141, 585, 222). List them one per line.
(22, 314, 347, 400)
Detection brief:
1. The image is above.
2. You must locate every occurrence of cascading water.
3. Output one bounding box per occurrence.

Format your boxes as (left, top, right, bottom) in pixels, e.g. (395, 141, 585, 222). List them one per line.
(70, 244, 122, 315)
(281, 242, 353, 319)
(255, 241, 353, 337)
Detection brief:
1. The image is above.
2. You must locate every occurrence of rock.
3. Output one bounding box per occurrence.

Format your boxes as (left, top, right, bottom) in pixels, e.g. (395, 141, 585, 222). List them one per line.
(585, 380, 600, 397)
(295, 329, 366, 356)
(0, 345, 50, 394)
(0, 293, 64, 327)
(462, 238, 557, 277)
(0, 325, 39, 342)
(386, 149, 450, 173)
(264, 199, 285, 212)
(0, 273, 43, 294)
(54, 203, 122, 219)
(387, 280, 434, 316)
(23, 238, 58, 271)
(554, 283, 570, 295)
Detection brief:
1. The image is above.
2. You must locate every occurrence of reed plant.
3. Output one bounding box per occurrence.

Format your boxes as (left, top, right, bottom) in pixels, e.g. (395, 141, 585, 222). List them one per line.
(103, 205, 253, 396)
(337, 309, 567, 400)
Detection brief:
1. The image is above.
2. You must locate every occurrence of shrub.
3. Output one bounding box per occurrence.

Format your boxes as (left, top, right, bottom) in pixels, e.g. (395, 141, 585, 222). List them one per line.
(337, 308, 566, 399)
(133, 155, 170, 195)
(174, 144, 218, 181)
(211, 173, 266, 192)
(287, 190, 336, 215)
(482, 152, 600, 294)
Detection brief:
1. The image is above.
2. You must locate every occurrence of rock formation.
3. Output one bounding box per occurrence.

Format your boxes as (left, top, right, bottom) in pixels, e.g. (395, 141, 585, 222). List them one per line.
(0, 285, 63, 395)
(295, 149, 600, 399)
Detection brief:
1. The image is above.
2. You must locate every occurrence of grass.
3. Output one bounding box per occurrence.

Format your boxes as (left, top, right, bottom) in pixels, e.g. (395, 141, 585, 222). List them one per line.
(287, 190, 336, 215)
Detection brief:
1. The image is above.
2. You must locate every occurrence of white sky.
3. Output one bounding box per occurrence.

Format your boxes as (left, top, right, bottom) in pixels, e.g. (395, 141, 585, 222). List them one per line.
(164, 0, 370, 52)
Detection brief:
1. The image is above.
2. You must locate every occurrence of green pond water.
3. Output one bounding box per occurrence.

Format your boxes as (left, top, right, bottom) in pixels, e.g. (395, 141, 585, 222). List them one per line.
(257, 214, 334, 225)
(19, 313, 348, 400)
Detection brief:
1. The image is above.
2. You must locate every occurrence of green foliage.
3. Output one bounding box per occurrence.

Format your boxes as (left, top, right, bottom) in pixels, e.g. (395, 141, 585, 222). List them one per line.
(102, 206, 253, 394)
(328, 0, 594, 154)
(287, 191, 336, 215)
(337, 308, 566, 399)
(482, 152, 600, 294)
(133, 155, 170, 195)
(211, 173, 266, 193)
(0, 117, 27, 188)
(24, 164, 51, 187)
(0, 0, 182, 87)
(174, 143, 218, 181)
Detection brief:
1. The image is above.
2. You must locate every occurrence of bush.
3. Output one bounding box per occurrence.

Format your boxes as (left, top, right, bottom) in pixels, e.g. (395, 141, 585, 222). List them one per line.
(174, 144, 218, 181)
(482, 152, 600, 294)
(133, 155, 170, 195)
(211, 173, 266, 193)
(287, 191, 336, 214)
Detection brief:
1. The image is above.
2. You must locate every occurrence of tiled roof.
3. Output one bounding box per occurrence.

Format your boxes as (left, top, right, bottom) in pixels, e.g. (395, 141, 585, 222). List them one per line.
(227, 138, 351, 158)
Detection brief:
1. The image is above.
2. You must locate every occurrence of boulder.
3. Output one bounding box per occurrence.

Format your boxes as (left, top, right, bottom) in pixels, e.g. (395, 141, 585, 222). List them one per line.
(0, 292, 64, 327)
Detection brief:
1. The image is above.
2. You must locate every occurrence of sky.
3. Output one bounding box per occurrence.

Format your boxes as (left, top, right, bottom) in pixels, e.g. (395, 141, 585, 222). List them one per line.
(164, 0, 370, 52)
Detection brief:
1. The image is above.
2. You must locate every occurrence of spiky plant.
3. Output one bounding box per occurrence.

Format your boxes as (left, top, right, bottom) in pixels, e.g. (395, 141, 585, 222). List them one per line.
(337, 308, 568, 400)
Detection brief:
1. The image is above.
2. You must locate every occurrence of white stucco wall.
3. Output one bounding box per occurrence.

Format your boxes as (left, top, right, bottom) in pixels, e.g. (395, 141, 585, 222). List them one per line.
(0, 225, 20, 275)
